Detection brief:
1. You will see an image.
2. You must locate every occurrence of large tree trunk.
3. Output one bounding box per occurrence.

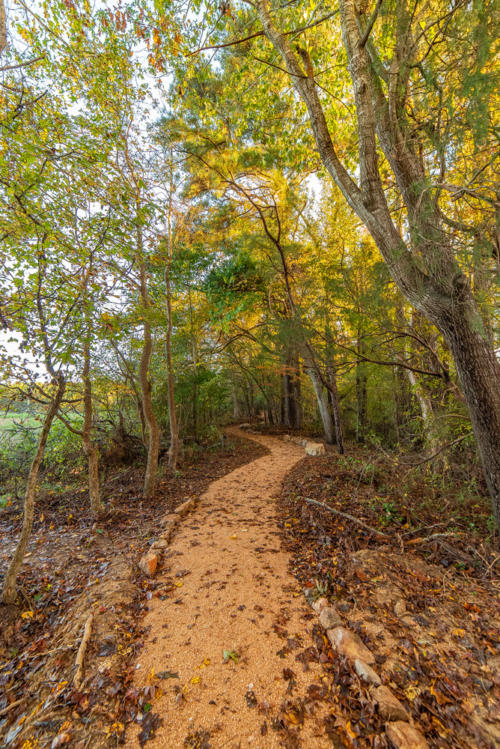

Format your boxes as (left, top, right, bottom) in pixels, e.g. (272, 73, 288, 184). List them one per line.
(442, 309, 500, 530)
(82, 341, 103, 515)
(2, 376, 65, 604)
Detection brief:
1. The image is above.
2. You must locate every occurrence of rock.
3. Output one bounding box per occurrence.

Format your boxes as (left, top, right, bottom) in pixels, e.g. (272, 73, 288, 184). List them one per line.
(305, 441, 326, 456)
(327, 627, 375, 664)
(374, 584, 402, 608)
(282, 434, 292, 442)
(151, 538, 169, 551)
(386, 721, 429, 748)
(161, 527, 175, 543)
(161, 513, 178, 528)
(319, 606, 342, 629)
(373, 686, 409, 721)
(139, 551, 159, 577)
(394, 599, 407, 617)
(401, 615, 415, 627)
(175, 498, 194, 517)
(354, 659, 381, 686)
(238, 423, 251, 429)
(311, 596, 329, 612)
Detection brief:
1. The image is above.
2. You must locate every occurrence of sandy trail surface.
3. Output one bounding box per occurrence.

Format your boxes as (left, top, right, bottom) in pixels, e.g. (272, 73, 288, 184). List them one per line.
(125, 428, 333, 748)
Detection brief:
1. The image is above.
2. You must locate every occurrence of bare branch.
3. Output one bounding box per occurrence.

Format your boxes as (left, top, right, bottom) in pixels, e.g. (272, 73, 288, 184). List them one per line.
(189, 11, 338, 56)
(304, 497, 390, 538)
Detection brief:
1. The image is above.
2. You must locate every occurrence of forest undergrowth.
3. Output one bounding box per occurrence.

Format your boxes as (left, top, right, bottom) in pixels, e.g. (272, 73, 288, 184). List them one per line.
(275, 442, 499, 748)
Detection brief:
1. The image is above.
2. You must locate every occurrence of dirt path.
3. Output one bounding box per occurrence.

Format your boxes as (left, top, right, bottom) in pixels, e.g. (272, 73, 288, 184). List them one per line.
(125, 429, 333, 748)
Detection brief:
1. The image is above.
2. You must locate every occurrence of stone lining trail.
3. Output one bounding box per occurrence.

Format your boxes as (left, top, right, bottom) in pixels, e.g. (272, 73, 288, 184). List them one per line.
(125, 429, 334, 748)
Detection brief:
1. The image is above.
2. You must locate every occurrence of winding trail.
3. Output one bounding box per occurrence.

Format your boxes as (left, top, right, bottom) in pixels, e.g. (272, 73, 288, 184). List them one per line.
(125, 428, 332, 748)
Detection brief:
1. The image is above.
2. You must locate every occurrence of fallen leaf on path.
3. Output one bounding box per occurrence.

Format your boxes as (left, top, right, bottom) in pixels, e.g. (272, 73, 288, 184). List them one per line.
(138, 711, 162, 747)
(51, 732, 71, 748)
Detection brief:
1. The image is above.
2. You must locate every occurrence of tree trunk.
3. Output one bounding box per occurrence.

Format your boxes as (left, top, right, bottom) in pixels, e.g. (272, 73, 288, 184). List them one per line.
(327, 365, 344, 454)
(190, 291, 198, 443)
(306, 364, 335, 444)
(405, 368, 442, 456)
(136, 395, 147, 448)
(0, 1, 6, 56)
(287, 350, 302, 429)
(139, 257, 161, 499)
(356, 334, 367, 443)
(325, 325, 345, 454)
(392, 366, 404, 447)
(165, 264, 181, 467)
(232, 384, 240, 420)
(165, 151, 182, 469)
(82, 341, 103, 515)
(2, 376, 65, 604)
(442, 309, 500, 530)
(283, 373, 293, 427)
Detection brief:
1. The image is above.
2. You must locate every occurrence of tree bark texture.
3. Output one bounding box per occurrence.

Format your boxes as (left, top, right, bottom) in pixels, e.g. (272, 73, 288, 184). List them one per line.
(306, 363, 335, 444)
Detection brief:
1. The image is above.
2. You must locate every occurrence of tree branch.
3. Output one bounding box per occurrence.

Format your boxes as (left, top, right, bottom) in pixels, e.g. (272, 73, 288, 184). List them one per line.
(189, 10, 338, 56)
(304, 497, 390, 538)
(360, 0, 383, 47)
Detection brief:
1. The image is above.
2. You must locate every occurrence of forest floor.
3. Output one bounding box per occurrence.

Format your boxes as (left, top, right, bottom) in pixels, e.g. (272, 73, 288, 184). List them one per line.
(273, 431, 500, 749)
(1, 429, 499, 749)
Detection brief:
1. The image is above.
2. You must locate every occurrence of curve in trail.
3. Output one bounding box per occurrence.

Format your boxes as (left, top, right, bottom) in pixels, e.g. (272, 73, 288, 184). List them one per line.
(125, 428, 332, 748)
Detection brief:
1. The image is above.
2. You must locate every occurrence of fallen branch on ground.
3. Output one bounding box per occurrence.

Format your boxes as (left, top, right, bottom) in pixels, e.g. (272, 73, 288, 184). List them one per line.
(0, 697, 25, 717)
(73, 613, 93, 689)
(406, 532, 458, 545)
(403, 522, 445, 537)
(304, 497, 389, 538)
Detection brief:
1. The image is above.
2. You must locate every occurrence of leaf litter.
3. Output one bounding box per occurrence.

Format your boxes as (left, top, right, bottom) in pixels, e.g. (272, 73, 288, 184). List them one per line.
(277, 444, 500, 748)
